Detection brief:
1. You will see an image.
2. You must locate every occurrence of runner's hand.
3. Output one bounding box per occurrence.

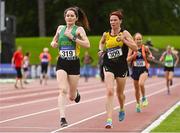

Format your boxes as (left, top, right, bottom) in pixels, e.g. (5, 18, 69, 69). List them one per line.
(64, 30, 73, 40)
(98, 50, 103, 57)
(174, 63, 177, 67)
(51, 41, 58, 48)
(148, 55, 155, 60)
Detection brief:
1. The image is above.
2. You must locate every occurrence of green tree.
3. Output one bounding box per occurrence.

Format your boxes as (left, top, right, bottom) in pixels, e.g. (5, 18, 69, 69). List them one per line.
(5, 0, 180, 36)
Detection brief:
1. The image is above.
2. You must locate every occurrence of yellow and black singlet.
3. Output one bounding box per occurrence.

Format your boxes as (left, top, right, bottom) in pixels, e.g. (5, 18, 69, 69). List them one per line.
(104, 31, 128, 61)
(103, 30, 129, 76)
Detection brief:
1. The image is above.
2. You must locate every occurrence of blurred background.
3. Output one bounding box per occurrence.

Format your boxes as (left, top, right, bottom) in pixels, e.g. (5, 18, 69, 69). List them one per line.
(0, 0, 180, 79)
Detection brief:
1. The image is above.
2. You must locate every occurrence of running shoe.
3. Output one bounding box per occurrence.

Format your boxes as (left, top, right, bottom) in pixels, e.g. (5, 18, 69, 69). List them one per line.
(60, 117, 68, 127)
(136, 103, 141, 113)
(74, 90, 81, 103)
(142, 97, 148, 107)
(119, 110, 125, 121)
(105, 118, 113, 129)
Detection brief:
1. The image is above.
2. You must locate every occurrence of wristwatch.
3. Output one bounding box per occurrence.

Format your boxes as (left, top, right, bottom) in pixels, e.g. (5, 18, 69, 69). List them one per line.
(72, 36, 77, 42)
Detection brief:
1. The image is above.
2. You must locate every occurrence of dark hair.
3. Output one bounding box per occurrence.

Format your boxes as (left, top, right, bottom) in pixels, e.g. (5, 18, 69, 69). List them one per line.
(64, 6, 90, 30)
(109, 9, 123, 20)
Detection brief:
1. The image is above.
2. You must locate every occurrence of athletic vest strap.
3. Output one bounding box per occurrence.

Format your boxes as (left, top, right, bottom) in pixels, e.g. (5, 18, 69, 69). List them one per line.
(132, 45, 150, 69)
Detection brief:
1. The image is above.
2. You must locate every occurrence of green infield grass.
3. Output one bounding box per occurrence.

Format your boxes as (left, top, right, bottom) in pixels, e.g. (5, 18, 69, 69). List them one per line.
(151, 105, 180, 132)
(16, 36, 180, 65)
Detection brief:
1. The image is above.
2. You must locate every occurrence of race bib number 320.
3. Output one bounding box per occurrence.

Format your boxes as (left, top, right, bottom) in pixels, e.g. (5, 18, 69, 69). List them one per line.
(107, 47, 122, 59)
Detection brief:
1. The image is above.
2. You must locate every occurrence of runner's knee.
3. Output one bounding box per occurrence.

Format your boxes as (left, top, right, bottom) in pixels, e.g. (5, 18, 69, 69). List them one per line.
(139, 81, 144, 88)
(59, 87, 68, 95)
(107, 89, 114, 97)
(118, 93, 125, 100)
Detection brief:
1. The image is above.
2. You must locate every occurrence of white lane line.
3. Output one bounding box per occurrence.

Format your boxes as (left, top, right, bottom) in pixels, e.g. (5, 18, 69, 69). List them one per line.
(50, 83, 180, 133)
(141, 101, 180, 133)
(0, 96, 105, 124)
(0, 84, 105, 101)
(0, 90, 58, 101)
(0, 80, 163, 110)
(0, 77, 160, 99)
(0, 97, 57, 110)
(0, 79, 103, 95)
(0, 84, 140, 123)
(0, 85, 111, 110)
(0, 126, 55, 130)
(0, 81, 169, 124)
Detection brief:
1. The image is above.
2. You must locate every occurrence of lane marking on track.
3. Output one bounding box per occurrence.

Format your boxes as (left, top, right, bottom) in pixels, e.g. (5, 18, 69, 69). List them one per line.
(0, 79, 104, 95)
(0, 78, 162, 99)
(0, 126, 55, 130)
(0, 81, 164, 124)
(0, 79, 164, 110)
(0, 85, 118, 110)
(0, 80, 164, 109)
(50, 83, 180, 133)
(141, 101, 180, 133)
(0, 84, 105, 101)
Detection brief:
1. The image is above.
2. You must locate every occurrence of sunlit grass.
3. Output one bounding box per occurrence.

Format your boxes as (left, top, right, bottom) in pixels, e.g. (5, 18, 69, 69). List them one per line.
(16, 36, 180, 65)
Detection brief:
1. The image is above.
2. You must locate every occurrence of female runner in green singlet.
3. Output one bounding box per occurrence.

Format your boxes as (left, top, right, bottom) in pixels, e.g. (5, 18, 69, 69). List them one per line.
(50, 6, 90, 127)
(159, 45, 179, 94)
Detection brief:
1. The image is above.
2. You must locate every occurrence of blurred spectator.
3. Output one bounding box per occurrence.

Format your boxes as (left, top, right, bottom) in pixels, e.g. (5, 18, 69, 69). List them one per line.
(81, 51, 93, 82)
(39, 47, 51, 85)
(23, 52, 30, 84)
(11, 46, 24, 89)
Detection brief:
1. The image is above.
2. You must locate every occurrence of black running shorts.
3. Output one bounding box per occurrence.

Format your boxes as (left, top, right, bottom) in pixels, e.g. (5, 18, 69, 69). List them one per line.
(41, 63, 48, 74)
(164, 66, 174, 72)
(131, 67, 148, 80)
(15, 67, 22, 78)
(103, 54, 128, 78)
(56, 57, 80, 75)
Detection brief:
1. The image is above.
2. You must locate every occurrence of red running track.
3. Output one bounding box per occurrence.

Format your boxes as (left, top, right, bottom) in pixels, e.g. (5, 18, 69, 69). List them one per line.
(0, 77, 180, 133)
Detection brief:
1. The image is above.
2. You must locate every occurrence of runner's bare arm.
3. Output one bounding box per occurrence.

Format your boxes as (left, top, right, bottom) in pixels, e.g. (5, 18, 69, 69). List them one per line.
(11, 57, 14, 66)
(122, 30, 138, 51)
(50, 25, 63, 48)
(146, 46, 155, 59)
(159, 52, 166, 62)
(98, 32, 106, 57)
(127, 48, 134, 62)
(174, 53, 179, 67)
(75, 27, 90, 48)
